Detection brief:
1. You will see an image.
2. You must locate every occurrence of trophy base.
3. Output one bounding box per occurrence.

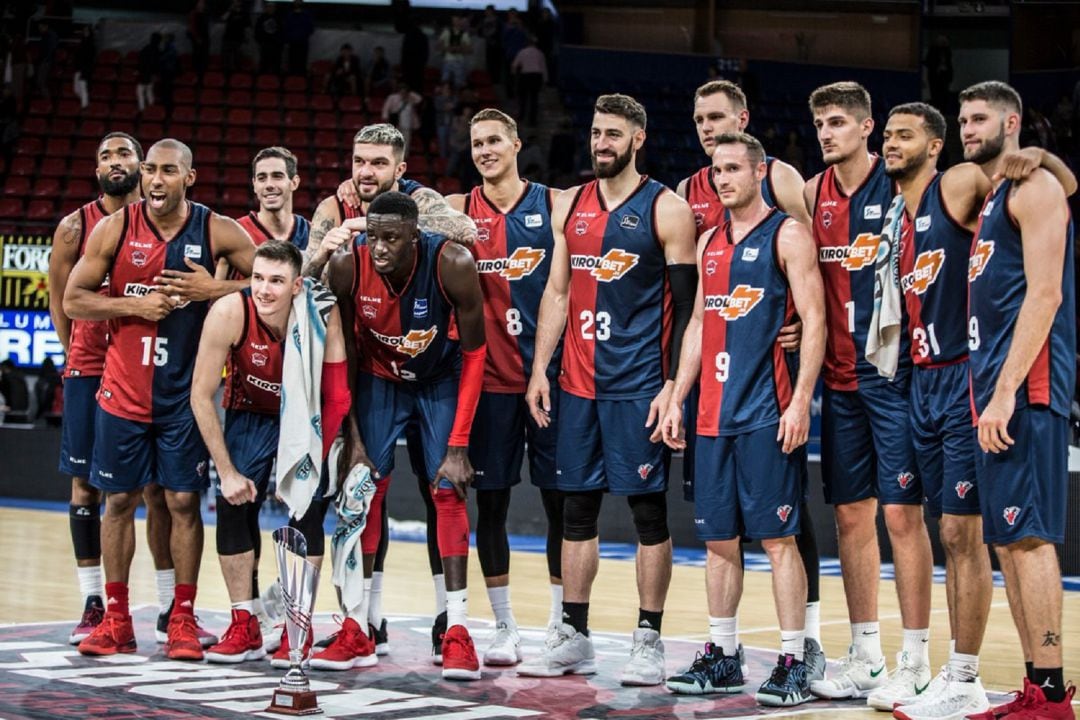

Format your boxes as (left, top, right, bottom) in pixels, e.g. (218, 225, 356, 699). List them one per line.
(266, 688, 322, 716)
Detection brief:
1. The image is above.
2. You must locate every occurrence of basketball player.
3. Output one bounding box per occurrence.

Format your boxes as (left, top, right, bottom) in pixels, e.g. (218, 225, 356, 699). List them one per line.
(801, 82, 935, 705)
(324, 191, 487, 680)
(442, 108, 563, 665)
(65, 139, 256, 661)
(47, 132, 215, 649)
(520, 94, 698, 686)
(191, 241, 351, 664)
(961, 80, 1076, 720)
(661, 131, 825, 706)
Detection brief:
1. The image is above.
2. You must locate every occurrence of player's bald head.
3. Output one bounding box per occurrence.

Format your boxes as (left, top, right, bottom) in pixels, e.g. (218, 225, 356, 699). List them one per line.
(148, 138, 193, 171)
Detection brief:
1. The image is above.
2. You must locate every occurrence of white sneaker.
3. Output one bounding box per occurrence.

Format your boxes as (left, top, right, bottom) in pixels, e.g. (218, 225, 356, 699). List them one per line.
(868, 651, 933, 711)
(810, 645, 887, 699)
(893, 676, 990, 720)
(516, 623, 596, 677)
(620, 628, 666, 686)
(483, 622, 522, 666)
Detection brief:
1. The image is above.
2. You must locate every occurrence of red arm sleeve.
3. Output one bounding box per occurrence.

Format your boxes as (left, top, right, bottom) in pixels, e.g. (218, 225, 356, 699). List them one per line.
(447, 343, 486, 447)
(320, 360, 351, 460)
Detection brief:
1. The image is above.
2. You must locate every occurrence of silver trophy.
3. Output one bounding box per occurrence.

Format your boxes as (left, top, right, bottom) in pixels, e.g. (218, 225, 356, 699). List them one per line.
(267, 527, 322, 716)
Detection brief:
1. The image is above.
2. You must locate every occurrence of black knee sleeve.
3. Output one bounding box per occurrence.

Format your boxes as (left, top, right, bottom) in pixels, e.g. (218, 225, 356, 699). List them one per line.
(69, 504, 101, 561)
(797, 500, 820, 603)
(540, 488, 564, 579)
(476, 487, 512, 577)
(217, 499, 262, 555)
(563, 490, 603, 542)
(627, 492, 669, 546)
(289, 498, 328, 556)
(419, 472, 444, 575)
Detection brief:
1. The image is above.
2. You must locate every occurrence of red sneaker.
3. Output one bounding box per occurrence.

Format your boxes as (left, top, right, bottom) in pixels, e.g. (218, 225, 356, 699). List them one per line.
(77, 611, 136, 656)
(69, 595, 105, 645)
(1000, 680, 1075, 720)
(968, 679, 1039, 720)
(271, 625, 313, 669)
(309, 617, 377, 670)
(166, 613, 205, 661)
(441, 624, 481, 681)
(205, 609, 266, 664)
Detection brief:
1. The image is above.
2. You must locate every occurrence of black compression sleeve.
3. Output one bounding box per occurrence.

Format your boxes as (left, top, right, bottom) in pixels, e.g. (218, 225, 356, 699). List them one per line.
(667, 263, 699, 380)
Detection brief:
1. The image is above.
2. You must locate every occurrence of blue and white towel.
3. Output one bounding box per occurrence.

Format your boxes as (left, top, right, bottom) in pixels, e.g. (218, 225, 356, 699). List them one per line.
(867, 194, 906, 380)
(329, 437, 376, 615)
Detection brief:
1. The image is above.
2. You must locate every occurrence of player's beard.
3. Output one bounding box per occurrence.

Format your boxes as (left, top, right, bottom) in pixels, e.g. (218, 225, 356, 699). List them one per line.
(592, 145, 633, 179)
(99, 169, 140, 197)
(884, 147, 929, 181)
(357, 175, 397, 203)
(964, 125, 1006, 165)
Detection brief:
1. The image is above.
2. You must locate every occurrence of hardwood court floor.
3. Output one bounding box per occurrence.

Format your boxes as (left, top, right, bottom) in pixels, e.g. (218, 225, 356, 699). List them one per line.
(1, 505, 1078, 719)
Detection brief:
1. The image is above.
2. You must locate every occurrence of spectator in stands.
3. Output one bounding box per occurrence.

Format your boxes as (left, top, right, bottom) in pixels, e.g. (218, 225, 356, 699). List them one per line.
(136, 32, 161, 113)
(34, 357, 62, 424)
(511, 35, 546, 126)
(0, 359, 29, 424)
(328, 43, 362, 101)
(536, 7, 558, 85)
(479, 5, 502, 84)
(382, 82, 424, 154)
(501, 10, 527, 98)
(433, 81, 457, 158)
(8, 32, 29, 112)
(188, 0, 211, 82)
(221, 0, 248, 76)
(159, 32, 179, 113)
(439, 15, 472, 89)
(400, 18, 430, 96)
(73, 24, 94, 109)
(255, 3, 284, 75)
(34, 19, 58, 101)
(285, 0, 315, 76)
(366, 45, 392, 100)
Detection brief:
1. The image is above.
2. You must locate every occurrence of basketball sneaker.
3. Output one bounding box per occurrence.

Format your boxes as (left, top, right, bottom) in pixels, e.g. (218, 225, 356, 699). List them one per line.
(369, 619, 389, 656)
(517, 623, 597, 677)
(993, 679, 1075, 720)
(258, 617, 281, 653)
(155, 600, 218, 647)
(805, 638, 827, 684)
(205, 609, 266, 664)
(868, 651, 933, 710)
(620, 627, 666, 686)
(77, 611, 136, 656)
(483, 621, 522, 666)
(432, 611, 447, 665)
(810, 644, 887, 699)
(441, 625, 481, 681)
(270, 625, 313, 669)
(756, 654, 814, 707)
(965, 679, 1036, 720)
(69, 595, 105, 645)
(893, 676, 989, 720)
(165, 613, 205, 661)
(666, 642, 745, 695)
(309, 617, 378, 671)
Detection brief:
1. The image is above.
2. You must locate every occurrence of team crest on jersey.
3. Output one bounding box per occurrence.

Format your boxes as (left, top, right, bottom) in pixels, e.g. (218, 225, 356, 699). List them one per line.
(821, 210, 833, 229)
(1003, 505, 1020, 526)
(897, 472, 915, 489)
(524, 213, 543, 229)
(371, 326, 439, 358)
(574, 219, 589, 236)
(619, 214, 640, 230)
(570, 249, 640, 282)
(704, 284, 764, 321)
(705, 258, 717, 276)
(477, 246, 546, 281)
(362, 304, 378, 319)
(637, 463, 653, 480)
(955, 480, 973, 499)
(694, 211, 706, 228)
(476, 226, 491, 243)
(968, 240, 995, 282)
(776, 504, 792, 522)
(901, 249, 945, 295)
(251, 352, 268, 367)
(131, 250, 148, 268)
(818, 233, 880, 271)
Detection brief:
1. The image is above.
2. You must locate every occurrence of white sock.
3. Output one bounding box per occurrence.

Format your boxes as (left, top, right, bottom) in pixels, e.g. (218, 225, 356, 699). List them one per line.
(432, 573, 447, 616)
(902, 627, 930, 666)
(446, 589, 468, 629)
(155, 569, 176, 612)
(804, 601, 821, 643)
(486, 585, 515, 627)
(709, 616, 738, 657)
(368, 571, 384, 626)
(950, 638, 956, 656)
(852, 621, 883, 661)
(231, 599, 255, 613)
(548, 584, 563, 627)
(349, 577, 373, 636)
(781, 629, 806, 661)
(252, 597, 266, 616)
(77, 565, 104, 601)
(948, 649, 979, 682)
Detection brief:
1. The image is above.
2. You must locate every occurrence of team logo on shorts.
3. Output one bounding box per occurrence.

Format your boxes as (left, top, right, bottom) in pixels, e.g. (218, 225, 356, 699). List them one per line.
(131, 250, 148, 268)
(901, 249, 945, 295)
(371, 326, 439, 358)
(570, 249, 640, 282)
(196, 460, 207, 477)
(477, 246, 546, 280)
(251, 352, 268, 367)
(1003, 505, 1021, 526)
(704, 284, 764, 321)
(776, 505, 793, 522)
(955, 480, 973, 499)
(968, 240, 995, 282)
(637, 463, 653, 480)
(818, 233, 881, 271)
(897, 472, 915, 489)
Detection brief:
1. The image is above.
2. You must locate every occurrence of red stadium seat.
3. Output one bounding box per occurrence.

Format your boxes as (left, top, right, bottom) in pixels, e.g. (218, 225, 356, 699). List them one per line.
(175, 71, 198, 87)
(254, 93, 280, 110)
(226, 108, 253, 127)
(50, 118, 76, 137)
(142, 105, 166, 122)
(221, 185, 250, 206)
(138, 121, 164, 139)
(256, 74, 281, 92)
(196, 124, 224, 145)
(222, 167, 249, 186)
(435, 177, 462, 195)
(175, 87, 197, 105)
(199, 107, 224, 125)
(97, 49, 121, 66)
(2, 176, 29, 197)
(311, 60, 333, 77)
(253, 127, 280, 146)
(431, 157, 447, 176)
(27, 199, 56, 221)
(284, 109, 314, 129)
(113, 103, 138, 119)
(39, 159, 67, 178)
(314, 150, 343, 171)
(195, 146, 221, 167)
(8, 159, 36, 178)
(72, 140, 98, 158)
(203, 71, 225, 89)
(27, 99, 52, 117)
(171, 105, 197, 123)
(341, 113, 366, 134)
(314, 171, 340, 192)
(284, 129, 308, 149)
(168, 121, 193, 138)
(223, 146, 250, 167)
(467, 69, 492, 87)
(339, 96, 363, 113)
(44, 138, 71, 157)
(229, 90, 254, 107)
(409, 135, 425, 155)
(57, 99, 81, 117)
(366, 96, 383, 115)
(230, 73, 253, 90)
(200, 88, 225, 106)
(75, 119, 106, 139)
(406, 156, 429, 175)
(67, 179, 94, 198)
(309, 94, 333, 113)
(15, 137, 42, 156)
(32, 178, 61, 198)
(313, 130, 338, 150)
(0, 198, 24, 218)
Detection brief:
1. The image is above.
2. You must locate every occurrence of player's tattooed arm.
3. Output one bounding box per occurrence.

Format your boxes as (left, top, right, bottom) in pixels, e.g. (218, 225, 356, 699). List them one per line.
(48, 210, 83, 350)
(412, 187, 478, 246)
(303, 196, 345, 279)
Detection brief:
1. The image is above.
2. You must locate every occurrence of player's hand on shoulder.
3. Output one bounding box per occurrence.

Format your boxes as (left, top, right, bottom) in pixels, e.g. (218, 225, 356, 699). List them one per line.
(435, 446, 473, 499)
(336, 179, 361, 210)
(995, 147, 1045, 183)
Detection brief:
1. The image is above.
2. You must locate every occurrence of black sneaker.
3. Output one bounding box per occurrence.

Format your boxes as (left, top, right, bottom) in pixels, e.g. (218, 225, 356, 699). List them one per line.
(432, 611, 447, 665)
(755, 653, 813, 707)
(666, 642, 745, 695)
(369, 618, 389, 656)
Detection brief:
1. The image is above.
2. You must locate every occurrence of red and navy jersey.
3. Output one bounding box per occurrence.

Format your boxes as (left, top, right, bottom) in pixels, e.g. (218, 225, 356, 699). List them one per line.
(351, 229, 459, 383)
(560, 177, 671, 400)
(968, 179, 1076, 420)
(335, 178, 426, 221)
(98, 201, 217, 422)
(237, 212, 310, 252)
(222, 289, 284, 415)
(64, 198, 110, 378)
(698, 210, 794, 436)
(465, 181, 556, 393)
(898, 173, 971, 367)
(812, 157, 906, 390)
(683, 157, 777, 236)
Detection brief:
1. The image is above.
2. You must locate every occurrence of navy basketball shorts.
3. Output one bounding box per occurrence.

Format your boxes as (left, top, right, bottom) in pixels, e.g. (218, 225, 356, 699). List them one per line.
(59, 375, 100, 478)
(976, 406, 1068, 545)
(681, 382, 700, 502)
(91, 407, 210, 493)
(555, 392, 666, 496)
(354, 372, 457, 491)
(693, 423, 804, 542)
(469, 386, 559, 491)
(821, 379, 922, 506)
(221, 409, 280, 502)
(911, 362, 979, 517)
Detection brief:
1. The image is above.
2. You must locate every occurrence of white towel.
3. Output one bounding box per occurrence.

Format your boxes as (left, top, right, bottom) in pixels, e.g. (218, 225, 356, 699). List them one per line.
(276, 279, 337, 520)
(329, 438, 376, 616)
(867, 194, 906, 380)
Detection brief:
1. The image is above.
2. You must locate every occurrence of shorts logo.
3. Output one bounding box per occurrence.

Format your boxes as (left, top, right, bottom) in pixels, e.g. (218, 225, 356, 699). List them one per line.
(741, 247, 758, 262)
(704, 284, 764, 320)
(818, 233, 880, 271)
(570, 249, 640, 282)
(251, 352, 268, 367)
(915, 215, 932, 232)
(413, 298, 429, 319)
(101, 389, 112, 399)
(620, 214, 640, 230)
(97, 470, 113, 479)
(131, 250, 148, 268)
(371, 326, 438, 358)
(574, 219, 589, 236)
(524, 213, 543, 229)
(184, 244, 203, 260)
(476, 246, 546, 280)
(476, 227, 491, 243)
(821, 210, 833, 229)
(897, 472, 915, 489)
(637, 463, 653, 480)
(864, 204, 882, 220)
(955, 480, 973, 499)
(776, 504, 793, 522)
(1003, 505, 1021, 526)
(968, 240, 995, 282)
(901, 249, 945, 295)
(362, 304, 377, 319)
(196, 460, 207, 477)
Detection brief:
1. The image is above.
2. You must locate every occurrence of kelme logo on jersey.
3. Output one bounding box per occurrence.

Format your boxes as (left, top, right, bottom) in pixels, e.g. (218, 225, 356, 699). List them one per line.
(570, 249, 640, 282)
(704, 284, 764, 321)
(968, 240, 995, 282)
(477, 246, 546, 281)
(371, 326, 439, 358)
(818, 233, 880, 271)
(901, 249, 945, 295)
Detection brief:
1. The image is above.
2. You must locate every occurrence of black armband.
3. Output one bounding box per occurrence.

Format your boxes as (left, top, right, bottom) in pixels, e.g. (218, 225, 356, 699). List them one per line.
(667, 263, 698, 380)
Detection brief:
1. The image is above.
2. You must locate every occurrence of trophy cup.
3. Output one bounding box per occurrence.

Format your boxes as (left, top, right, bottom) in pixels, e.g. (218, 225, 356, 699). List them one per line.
(267, 527, 322, 716)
